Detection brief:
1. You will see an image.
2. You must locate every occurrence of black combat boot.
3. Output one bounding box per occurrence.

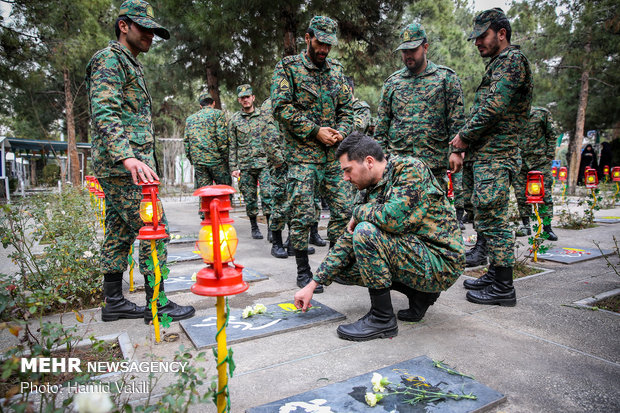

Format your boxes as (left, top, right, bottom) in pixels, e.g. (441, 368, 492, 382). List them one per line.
(463, 263, 495, 290)
(270, 230, 288, 259)
(101, 276, 145, 322)
(286, 234, 314, 256)
(294, 249, 323, 293)
(250, 216, 263, 239)
(456, 208, 466, 231)
(466, 234, 488, 267)
(144, 282, 195, 324)
(391, 282, 440, 322)
(543, 224, 558, 241)
(466, 266, 516, 306)
(329, 240, 336, 249)
(516, 217, 532, 237)
(336, 288, 398, 341)
(265, 214, 272, 243)
(309, 223, 327, 246)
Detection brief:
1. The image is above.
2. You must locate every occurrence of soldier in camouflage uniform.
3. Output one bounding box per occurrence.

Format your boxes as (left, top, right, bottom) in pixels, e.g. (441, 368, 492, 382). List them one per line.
(451, 8, 533, 306)
(86, 0, 194, 323)
(294, 133, 464, 341)
(271, 16, 355, 293)
(229, 84, 274, 240)
(375, 22, 465, 187)
(183, 92, 231, 189)
(513, 107, 558, 241)
(346, 77, 372, 134)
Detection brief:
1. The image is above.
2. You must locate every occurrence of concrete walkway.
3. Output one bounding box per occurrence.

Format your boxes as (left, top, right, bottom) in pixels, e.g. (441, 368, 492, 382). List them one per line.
(1, 196, 619, 412)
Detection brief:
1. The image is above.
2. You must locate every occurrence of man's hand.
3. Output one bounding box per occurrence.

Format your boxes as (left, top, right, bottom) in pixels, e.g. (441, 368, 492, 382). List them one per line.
(294, 281, 317, 312)
(450, 133, 468, 150)
(123, 158, 158, 185)
(346, 217, 358, 234)
(316, 127, 341, 146)
(449, 152, 464, 174)
(231, 170, 241, 178)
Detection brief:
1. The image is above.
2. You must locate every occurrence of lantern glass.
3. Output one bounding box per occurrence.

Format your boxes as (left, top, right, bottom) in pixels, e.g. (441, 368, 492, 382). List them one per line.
(198, 224, 238, 263)
(528, 182, 542, 195)
(139, 200, 163, 223)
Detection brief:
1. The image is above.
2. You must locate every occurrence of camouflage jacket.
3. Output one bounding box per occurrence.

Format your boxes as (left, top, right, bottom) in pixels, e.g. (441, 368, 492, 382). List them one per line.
(375, 61, 465, 172)
(459, 46, 533, 161)
(183, 107, 228, 166)
(314, 156, 464, 284)
(86, 41, 156, 178)
(228, 108, 275, 170)
(271, 51, 354, 164)
(260, 98, 286, 167)
(352, 98, 372, 133)
(520, 107, 557, 168)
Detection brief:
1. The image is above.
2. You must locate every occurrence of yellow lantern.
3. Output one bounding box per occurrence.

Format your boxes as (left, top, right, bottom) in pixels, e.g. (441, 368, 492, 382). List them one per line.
(139, 200, 164, 223)
(198, 224, 238, 263)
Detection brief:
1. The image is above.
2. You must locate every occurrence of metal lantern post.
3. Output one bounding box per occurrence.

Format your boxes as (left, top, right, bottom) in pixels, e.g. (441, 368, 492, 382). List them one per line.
(526, 171, 545, 262)
(584, 168, 599, 211)
(558, 167, 568, 202)
(446, 170, 454, 202)
(603, 165, 610, 183)
(136, 181, 168, 343)
(192, 185, 248, 413)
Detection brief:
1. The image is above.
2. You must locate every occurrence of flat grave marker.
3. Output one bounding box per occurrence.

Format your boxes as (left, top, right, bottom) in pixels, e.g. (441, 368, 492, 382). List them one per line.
(593, 216, 620, 224)
(248, 355, 505, 412)
(181, 299, 345, 349)
(537, 246, 612, 264)
(165, 267, 268, 293)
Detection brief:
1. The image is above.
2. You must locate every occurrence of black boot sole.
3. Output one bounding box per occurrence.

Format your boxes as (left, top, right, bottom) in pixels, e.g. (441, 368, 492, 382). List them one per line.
(466, 292, 516, 307)
(466, 258, 488, 268)
(101, 312, 145, 322)
(337, 326, 398, 341)
(396, 311, 423, 322)
(144, 307, 196, 324)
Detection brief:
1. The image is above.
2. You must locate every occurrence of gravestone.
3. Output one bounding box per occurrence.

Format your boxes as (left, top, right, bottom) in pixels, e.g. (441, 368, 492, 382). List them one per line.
(181, 299, 345, 349)
(537, 246, 612, 264)
(248, 355, 505, 412)
(593, 216, 620, 224)
(165, 267, 268, 293)
(166, 250, 202, 263)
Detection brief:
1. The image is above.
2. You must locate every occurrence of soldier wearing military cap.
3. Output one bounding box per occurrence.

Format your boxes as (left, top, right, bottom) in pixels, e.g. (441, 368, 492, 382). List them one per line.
(271, 15, 355, 293)
(183, 91, 231, 213)
(376, 22, 466, 187)
(451, 8, 533, 306)
(229, 84, 275, 240)
(86, 0, 195, 323)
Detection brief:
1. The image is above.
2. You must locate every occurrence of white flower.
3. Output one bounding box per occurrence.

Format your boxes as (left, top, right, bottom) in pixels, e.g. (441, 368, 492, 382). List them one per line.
(371, 372, 389, 393)
(82, 251, 94, 259)
(61, 210, 66, 215)
(73, 390, 113, 413)
(253, 303, 267, 314)
(242, 306, 254, 318)
(365, 392, 383, 407)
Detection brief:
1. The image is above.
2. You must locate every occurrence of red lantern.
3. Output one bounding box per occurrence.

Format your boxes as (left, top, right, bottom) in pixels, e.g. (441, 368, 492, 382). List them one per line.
(526, 171, 545, 204)
(584, 168, 598, 189)
(558, 167, 568, 182)
(85, 176, 96, 193)
(446, 170, 454, 199)
(612, 167, 620, 182)
(603, 165, 610, 176)
(551, 166, 557, 178)
(191, 185, 248, 297)
(136, 181, 168, 240)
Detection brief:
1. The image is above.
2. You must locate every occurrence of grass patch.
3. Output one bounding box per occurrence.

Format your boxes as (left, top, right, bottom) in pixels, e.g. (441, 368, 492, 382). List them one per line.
(595, 295, 620, 313)
(466, 264, 544, 280)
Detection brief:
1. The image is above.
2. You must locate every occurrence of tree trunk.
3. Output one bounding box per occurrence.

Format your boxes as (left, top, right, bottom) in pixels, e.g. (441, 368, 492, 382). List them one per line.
(206, 61, 221, 109)
(281, 5, 298, 57)
(64, 67, 80, 186)
(567, 39, 591, 195)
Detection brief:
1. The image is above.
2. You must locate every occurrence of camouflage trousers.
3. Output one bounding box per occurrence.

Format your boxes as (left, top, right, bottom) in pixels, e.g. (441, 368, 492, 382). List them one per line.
(239, 167, 272, 218)
(99, 176, 168, 294)
(452, 170, 464, 210)
(288, 161, 352, 250)
(513, 159, 554, 219)
(271, 163, 323, 232)
(469, 158, 521, 267)
(194, 163, 231, 188)
(315, 222, 460, 293)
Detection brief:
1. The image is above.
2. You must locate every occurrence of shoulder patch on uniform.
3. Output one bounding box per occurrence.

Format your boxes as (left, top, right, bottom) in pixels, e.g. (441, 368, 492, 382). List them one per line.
(342, 82, 351, 95)
(279, 78, 290, 91)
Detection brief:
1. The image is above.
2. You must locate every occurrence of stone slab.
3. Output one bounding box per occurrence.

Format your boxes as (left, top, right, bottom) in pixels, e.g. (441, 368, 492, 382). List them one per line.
(164, 267, 268, 293)
(247, 355, 505, 412)
(180, 299, 345, 349)
(593, 216, 620, 224)
(537, 246, 612, 264)
(166, 250, 202, 263)
(133, 237, 198, 247)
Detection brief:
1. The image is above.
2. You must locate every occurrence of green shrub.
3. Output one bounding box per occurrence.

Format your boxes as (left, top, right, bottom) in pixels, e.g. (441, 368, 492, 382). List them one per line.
(41, 163, 61, 186)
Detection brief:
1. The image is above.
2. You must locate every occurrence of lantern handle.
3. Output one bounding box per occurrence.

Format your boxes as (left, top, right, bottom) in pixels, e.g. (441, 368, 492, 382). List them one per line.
(210, 198, 223, 278)
(150, 186, 159, 229)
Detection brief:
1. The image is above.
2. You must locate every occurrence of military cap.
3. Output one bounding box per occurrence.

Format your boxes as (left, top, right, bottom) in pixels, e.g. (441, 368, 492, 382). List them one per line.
(468, 8, 508, 41)
(309, 16, 338, 45)
(396, 23, 427, 51)
(119, 0, 170, 40)
(198, 91, 210, 104)
(237, 84, 253, 98)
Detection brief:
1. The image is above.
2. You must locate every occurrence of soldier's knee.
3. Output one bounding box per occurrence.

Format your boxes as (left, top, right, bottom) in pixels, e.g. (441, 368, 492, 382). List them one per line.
(352, 221, 380, 242)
